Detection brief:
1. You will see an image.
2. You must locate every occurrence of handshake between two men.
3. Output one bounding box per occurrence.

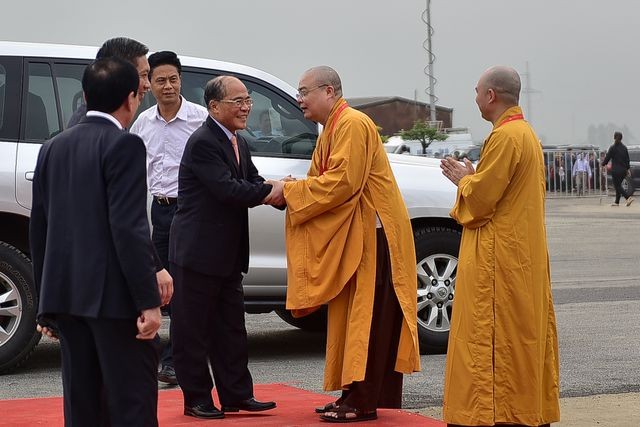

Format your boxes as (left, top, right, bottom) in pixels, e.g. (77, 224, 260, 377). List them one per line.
(262, 175, 296, 207)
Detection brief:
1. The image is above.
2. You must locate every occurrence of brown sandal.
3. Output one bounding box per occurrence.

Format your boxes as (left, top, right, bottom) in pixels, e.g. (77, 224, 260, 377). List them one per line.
(319, 404, 377, 423)
(315, 402, 340, 413)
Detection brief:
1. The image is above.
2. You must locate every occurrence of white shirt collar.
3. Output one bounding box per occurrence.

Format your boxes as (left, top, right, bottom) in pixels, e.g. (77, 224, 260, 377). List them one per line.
(211, 116, 235, 141)
(153, 96, 189, 123)
(86, 111, 123, 130)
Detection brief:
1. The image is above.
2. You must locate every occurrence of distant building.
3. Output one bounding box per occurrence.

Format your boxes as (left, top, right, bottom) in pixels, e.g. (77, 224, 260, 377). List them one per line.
(347, 96, 453, 136)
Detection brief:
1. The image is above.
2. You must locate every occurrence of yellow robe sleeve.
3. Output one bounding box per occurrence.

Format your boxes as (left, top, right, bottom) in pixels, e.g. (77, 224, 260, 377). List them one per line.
(452, 130, 520, 229)
(284, 117, 370, 226)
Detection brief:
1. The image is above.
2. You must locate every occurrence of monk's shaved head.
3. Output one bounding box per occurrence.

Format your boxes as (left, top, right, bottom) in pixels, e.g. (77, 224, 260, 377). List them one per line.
(481, 65, 521, 105)
(304, 66, 343, 98)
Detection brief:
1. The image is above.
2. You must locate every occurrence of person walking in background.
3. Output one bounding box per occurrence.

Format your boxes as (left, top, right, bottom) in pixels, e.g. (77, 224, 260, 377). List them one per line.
(440, 65, 560, 427)
(268, 66, 420, 423)
(168, 76, 276, 419)
(603, 131, 634, 206)
(30, 57, 171, 426)
(572, 152, 591, 196)
(130, 51, 208, 385)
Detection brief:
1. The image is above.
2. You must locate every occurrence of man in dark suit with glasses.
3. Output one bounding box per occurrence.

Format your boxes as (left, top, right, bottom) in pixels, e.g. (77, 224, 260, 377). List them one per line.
(169, 75, 277, 419)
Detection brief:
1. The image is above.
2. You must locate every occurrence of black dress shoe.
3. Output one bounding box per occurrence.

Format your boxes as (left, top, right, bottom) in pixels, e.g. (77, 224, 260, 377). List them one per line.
(222, 397, 276, 412)
(184, 403, 224, 419)
(157, 365, 178, 385)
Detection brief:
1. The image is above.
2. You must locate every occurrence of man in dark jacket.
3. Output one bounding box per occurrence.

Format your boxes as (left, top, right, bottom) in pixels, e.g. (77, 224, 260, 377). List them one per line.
(30, 57, 170, 426)
(603, 131, 634, 206)
(169, 76, 276, 419)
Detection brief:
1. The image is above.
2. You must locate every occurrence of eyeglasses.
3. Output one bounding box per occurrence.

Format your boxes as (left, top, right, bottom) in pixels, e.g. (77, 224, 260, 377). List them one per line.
(296, 84, 328, 100)
(218, 98, 254, 108)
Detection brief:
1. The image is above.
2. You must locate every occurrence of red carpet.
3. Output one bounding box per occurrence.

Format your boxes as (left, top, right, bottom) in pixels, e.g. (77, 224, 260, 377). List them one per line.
(0, 383, 443, 426)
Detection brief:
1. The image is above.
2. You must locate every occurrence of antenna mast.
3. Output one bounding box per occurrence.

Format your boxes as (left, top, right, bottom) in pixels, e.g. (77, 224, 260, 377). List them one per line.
(422, 0, 437, 122)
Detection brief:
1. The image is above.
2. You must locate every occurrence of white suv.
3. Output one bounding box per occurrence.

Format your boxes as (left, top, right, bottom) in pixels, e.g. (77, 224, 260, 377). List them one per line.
(0, 41, 461, 373)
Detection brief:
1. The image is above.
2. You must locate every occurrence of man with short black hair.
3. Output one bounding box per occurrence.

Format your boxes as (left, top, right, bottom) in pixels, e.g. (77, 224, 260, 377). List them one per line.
(130, 51, 208, 384)
(603, 131, 634, 206)
(169, 75, 276, 419)
(67, 37, 151, 127)
(30, 57, 170, 426)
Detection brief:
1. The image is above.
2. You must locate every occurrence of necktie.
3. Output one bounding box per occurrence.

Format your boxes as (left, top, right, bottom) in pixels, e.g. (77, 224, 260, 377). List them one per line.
(231, 135, 240, 165)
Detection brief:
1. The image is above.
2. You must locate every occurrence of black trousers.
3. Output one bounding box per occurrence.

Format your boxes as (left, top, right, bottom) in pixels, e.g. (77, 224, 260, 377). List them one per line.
(611, 170, 630, 204)
(340, 228, 405, 412)
(56, 314, 159, 427)
(170, 263, 254, 407)
(151, 200, 176, 367)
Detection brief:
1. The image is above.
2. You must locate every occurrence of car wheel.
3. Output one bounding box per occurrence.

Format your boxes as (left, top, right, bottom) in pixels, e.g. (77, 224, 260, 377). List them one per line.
(275, 307, 327, 332)
(0, 242, 41, 374)
(622, 175, 635, 196)
(414, 226, 461, 354)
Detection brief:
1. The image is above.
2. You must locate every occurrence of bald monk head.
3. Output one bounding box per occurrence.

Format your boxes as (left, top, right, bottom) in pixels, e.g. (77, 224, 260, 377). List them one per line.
(297, 66, 343, 125)
(475, 65, 521, 124)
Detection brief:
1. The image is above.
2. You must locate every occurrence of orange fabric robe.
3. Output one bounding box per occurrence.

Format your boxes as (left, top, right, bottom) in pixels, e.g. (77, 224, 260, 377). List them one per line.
(443, 106, 560, 426)
(283, 99, 420, 391)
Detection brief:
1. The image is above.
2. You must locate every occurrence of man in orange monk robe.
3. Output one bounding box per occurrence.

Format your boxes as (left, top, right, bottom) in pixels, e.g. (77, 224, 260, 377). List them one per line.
(268, 66, 420, 423)
(440, 66, 560, 427)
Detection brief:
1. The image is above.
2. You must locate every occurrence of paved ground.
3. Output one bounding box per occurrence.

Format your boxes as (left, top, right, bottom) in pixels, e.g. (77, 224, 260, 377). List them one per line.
(1, 194, 638, 426)
(414, 393, 640, 426)
(415, 194, 640, 426)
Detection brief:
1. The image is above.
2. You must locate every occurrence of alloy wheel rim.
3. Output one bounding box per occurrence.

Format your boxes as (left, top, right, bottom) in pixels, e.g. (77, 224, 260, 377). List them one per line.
(0, 271, 22, 346)
(416, 253, 457, 333)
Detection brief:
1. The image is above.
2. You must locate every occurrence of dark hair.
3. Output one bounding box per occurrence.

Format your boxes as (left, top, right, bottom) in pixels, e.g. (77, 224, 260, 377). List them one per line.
(82, 57, 139, 113)
(148, 51, 182, 78)
(96, 37, 148, 64)
(204, 76, 229, 106)
(614, 131, 623, 142)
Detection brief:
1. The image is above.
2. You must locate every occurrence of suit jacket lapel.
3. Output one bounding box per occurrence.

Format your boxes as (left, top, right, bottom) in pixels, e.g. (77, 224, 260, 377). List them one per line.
(205, 117, 240, 175)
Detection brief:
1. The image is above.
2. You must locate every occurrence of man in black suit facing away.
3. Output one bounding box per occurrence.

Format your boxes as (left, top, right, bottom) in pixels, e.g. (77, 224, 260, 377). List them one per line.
(169, 75, 277, 419)
(29, 57, 171, 426)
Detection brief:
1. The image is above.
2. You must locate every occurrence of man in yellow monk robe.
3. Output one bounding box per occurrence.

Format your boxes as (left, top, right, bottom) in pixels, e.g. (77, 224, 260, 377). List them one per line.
(440, 66, 560, 427)
(268, 66, 420, 423)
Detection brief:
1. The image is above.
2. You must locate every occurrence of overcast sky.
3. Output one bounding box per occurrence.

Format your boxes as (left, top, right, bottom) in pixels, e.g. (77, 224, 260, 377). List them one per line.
(2, 0, 637, 146)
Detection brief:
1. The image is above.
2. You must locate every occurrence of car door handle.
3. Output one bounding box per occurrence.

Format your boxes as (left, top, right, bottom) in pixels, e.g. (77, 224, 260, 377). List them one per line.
(25, 172, 34, 181)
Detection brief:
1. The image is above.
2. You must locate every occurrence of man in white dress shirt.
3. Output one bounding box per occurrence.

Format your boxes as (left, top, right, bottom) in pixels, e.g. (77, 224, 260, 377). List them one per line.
(572, 152, 592, 196)
(130, 51, 208, 384)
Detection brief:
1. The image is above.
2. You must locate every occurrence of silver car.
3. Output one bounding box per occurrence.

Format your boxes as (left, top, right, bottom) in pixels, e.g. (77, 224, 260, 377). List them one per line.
(0, 41, 461, 373)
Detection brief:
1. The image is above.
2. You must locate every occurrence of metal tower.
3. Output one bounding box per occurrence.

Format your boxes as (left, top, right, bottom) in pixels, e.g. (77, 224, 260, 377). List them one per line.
(422, 0, 437, 122)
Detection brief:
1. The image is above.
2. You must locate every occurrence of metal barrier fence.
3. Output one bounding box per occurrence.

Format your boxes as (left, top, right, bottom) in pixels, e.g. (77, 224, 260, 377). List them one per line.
(544, 149, 608, 198)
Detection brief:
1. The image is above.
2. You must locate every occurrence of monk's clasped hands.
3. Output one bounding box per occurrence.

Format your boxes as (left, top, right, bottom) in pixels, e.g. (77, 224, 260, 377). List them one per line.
(440, 156, 476, 186)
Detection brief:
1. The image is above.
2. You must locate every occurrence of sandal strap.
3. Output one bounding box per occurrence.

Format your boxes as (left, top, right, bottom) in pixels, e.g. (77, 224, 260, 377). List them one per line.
(320, 403, 377, 421)
(315, 402, 339, 413)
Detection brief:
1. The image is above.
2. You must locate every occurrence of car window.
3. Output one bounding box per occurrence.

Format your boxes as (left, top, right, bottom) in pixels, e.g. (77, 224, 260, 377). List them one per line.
(629, 151, 640, 162)
(53, 63, 85, 129)
(467, 148, 481, 161)
(0, 65, 5, 132)
(25, 62, 60, 140)
(179, 69, 318, 158)
(0, 57, 21, 140)
(240, 80, 317, 157)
